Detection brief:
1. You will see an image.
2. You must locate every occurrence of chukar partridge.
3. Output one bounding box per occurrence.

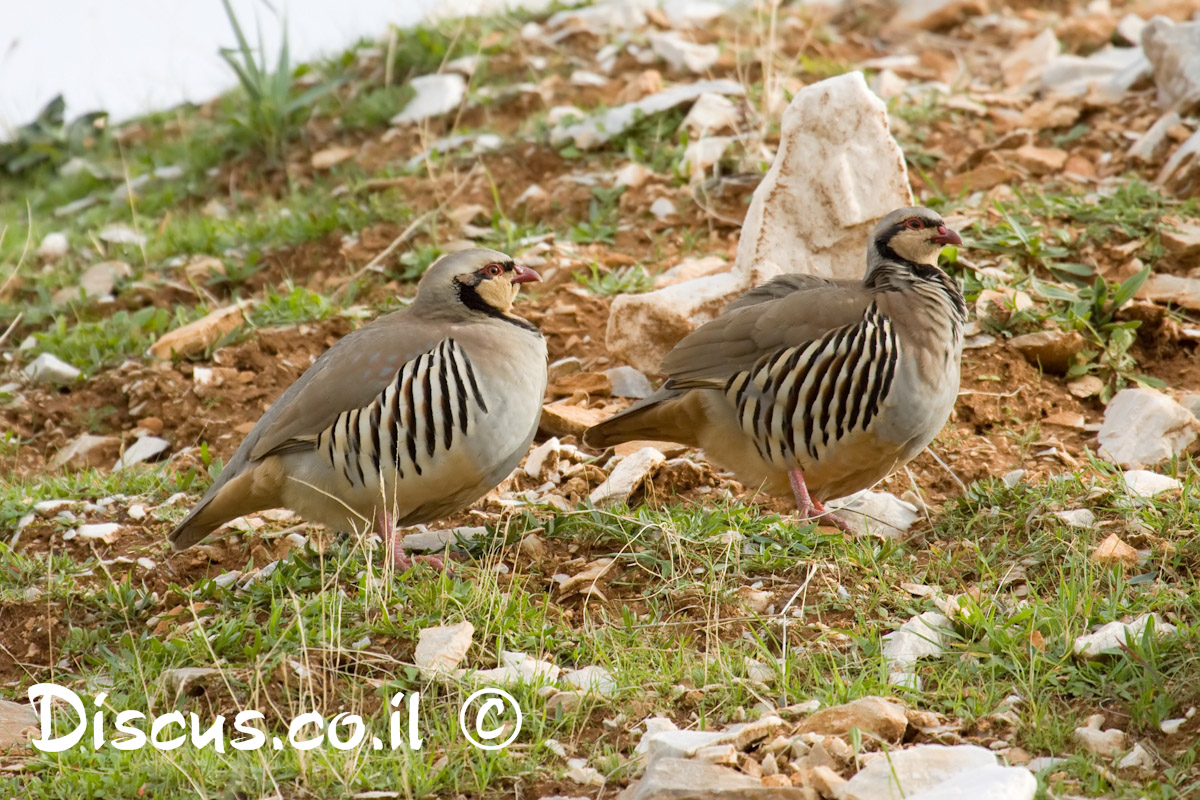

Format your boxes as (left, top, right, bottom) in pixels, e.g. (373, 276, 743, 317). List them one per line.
(585, 207, 966, 528)
(168, 248, 548, 567)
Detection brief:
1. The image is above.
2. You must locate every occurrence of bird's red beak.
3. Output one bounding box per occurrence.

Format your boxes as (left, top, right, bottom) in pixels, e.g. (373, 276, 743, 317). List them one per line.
(931, 225, 963, 246)
(510, 263, 541, 284)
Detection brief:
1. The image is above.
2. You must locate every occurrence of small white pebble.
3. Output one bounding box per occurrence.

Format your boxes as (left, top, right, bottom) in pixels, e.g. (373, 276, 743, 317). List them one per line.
(136, 557, 155, 571)
(1161, 718, 1185, 735)
(127, 504, 147, 520)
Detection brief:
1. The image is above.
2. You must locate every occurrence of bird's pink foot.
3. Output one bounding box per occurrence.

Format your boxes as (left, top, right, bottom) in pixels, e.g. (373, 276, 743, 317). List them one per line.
(393, 553, 448, 572)
(788, 470, 854, 533)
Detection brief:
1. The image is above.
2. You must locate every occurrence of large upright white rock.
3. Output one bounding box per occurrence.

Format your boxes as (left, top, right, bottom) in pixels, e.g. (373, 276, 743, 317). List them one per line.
(735, 71, 912, 281)
(1096, 388, 1199, 469)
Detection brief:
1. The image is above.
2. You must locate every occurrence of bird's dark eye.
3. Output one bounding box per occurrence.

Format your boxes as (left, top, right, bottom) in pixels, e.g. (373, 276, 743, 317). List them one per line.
(484, 264, 503, 276)
(905, 218, 923, 230)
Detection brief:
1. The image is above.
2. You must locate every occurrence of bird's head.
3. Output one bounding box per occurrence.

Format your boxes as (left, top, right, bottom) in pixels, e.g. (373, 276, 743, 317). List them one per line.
(417, 247, 541, 318)
(870, 206, 962, 269)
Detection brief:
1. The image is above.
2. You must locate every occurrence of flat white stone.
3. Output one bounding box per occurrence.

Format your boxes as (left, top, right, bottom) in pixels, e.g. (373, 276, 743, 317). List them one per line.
(1116, 741, 1155, 770)
(1053, 508, 1095, 528)
(735, 72, 912, 282)
(648, 31, 719, 74)
(681, 136, 734, 180)
(1141, 16, 1200, 112)
(114, 436, 170, 470)
(683, 92, 739, 135)
(590, 447, 665, 506)
(1097, 388, 1198, 468)
(1073, 714, 1127, 756)
(37, 231, 69, 260)
(604, 366, 654, 399)
(524, 437, 561, 482)
(882, 611, 952, 676)
(391, 74, 467, 125)
(551, 79, 744, 150)
(1073, 613, 1178, 660)
(1121, 469, 1182, 498)
(77, 522, 121, 543)
(401, 526, 486, 553)
(827, 490, 919, 538)
(462, 650, 561, 685)
(23, 352, 81, 384)
(414, 621, 474, 677)
(841, 744, 998, 800)
(563, 665, 617, 695)
(902, 765, 1036, 800)
(649, 197, 678, 219)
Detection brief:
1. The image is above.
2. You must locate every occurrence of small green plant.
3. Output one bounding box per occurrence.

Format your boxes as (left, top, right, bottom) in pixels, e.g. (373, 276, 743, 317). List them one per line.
(219, 0, 339, 160)
(567, 186, 626, 245)
(1035, 266, 1164, 401)
(249, 284, 333, 327)
(577, 262, 654, 296)
(0, 95, 108, 175)
(32, 307, 186, 374)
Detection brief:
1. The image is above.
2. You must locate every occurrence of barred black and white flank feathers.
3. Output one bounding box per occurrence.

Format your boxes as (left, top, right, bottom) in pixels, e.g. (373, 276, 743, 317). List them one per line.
(585, 206, 967, 519)
(168, 248, 548, 553)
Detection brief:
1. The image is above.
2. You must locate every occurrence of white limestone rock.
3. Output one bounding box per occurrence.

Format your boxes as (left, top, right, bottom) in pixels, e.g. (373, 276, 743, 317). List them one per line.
(391, 74, 467, 125)
(37, 232, 69, 261)
(590, 447, 665, 506)
(827, 490, 919, 538)
(882, 611, 952, 688)
(683, 92, 740, 136)
(402, 525, 486, 553)
(902, 765, 1036, 800)
(840, 744, 998, 800)
(1073, 714, 1127, 756)
(414, 621, 475, 677)
(551, 79, 744, 150)
(648, 31, 719, 74)
(23, 353, 81, 384)
(735, 72, 912, 282)
(1120, 469, 1182, 498)
(1097, 388, 1198, 468)
(114, 436, 170, 470)
(1141, 16, 1200, 112)
(1073, 613, 1178, 660)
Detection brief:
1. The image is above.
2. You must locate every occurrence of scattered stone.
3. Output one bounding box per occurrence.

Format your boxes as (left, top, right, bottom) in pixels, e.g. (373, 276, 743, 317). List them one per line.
(1067, 375, 1105, 398)
(735, 72, 911, 282)
(888, 0, 987, 31)
(623, 757, 791, 800)
(1160, 718, 1185, 735)
(551, 79, 743, 150)
(76, 522, 121, 543)
(1120, 469, 1182, 497)
(33, 499, 73, 517)
(148, 303, 249, 360)
(605, 366, 654, 399)
(1137, 273, 1200, 311)
(415, 621, 475, 678)
(1141, 16, 1200, 112)
(463, 651, 561, 685)
(23, 353, 81, 384)
(1073, 614, 1178, 660)
(54, 260, 132, 306)
(162, 667, 221, 697)
(796, 696, 909, 744)
(1025, 756, 1069, 773)
(649, 197, 677, 219)
(1130, 111, 1182, 161)
(1052, 508, 1095, 528)
(840, 744, 998, 800)
(524, 438, 561, 481)
(0, 698, 39, 749)
(566, 758, 606, 786)
(311, 145, 356, 170)
(539, 403, 608, 439)
(590, 447, 665, 505)
(1039, 46, 1150, 100)
(563, 665, 617, 695)
(683, 92, 739, 136)
(402, 526, 485, 553)
(1073, 714, 1127, 756)
(98, 223, 147, 246)
(1001, 29, 1059, 88)
(1116, 741, 1155, 771)
(900, 766, 1036, 800)
(605, 265, 777, 374)
(391, 74, 467, 125)
(654, 256, 730, 288)
(548, 357, 584, 381)
(648, 32, 719, 75)
(1097, 388, 1199, 468)
(1090, 532, 1138, 568)
(882, 611, 952, 688)
(1010, 145, 1068, 175)
(826, 490, 919, 538)
(681, 136, 734, 180)
(114, 436, 170, 470)
(615, 162, 653, 189)
(37, 231, 69, 261)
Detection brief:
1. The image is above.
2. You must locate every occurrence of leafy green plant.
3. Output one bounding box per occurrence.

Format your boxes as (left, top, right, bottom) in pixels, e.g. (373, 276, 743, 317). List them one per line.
(0, 95, 107, 175)
(249, 284, 333, 327)
(32, 307, 185, 374)
(1035, 266, 1164, 401)
(567, 186, 626, 245)
(577, 262, 653, 296)
(219, 0, 339, 160)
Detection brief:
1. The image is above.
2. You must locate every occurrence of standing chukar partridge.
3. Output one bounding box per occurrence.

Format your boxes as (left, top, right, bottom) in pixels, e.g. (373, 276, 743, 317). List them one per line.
(168, 248, 548, 567)
(585, 207, 966, 528)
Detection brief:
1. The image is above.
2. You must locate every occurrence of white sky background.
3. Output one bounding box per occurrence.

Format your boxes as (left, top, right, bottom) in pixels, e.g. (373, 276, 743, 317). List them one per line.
(0, 0, 550, 133)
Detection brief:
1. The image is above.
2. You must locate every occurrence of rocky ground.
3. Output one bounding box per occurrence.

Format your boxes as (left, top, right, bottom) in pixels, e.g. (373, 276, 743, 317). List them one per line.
(1, 0, 1199, 797)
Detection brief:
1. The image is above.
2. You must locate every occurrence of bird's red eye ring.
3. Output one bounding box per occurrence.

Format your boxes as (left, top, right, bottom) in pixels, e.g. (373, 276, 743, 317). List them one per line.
(484, 263, 503, 276)
(905, 218, 923, 230)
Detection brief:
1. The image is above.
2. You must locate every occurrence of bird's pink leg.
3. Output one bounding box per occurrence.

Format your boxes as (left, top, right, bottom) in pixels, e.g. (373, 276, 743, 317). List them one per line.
(788, 469, 853, 533)
(376, 511, 445, 572)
